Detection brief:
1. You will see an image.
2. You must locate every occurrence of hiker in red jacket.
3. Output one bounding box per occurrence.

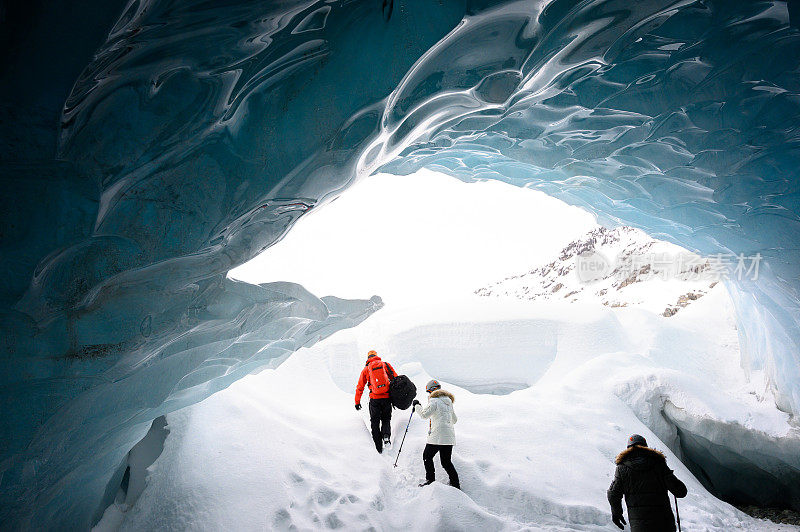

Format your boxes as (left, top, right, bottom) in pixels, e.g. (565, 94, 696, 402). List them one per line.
(355, 350, 397, 453)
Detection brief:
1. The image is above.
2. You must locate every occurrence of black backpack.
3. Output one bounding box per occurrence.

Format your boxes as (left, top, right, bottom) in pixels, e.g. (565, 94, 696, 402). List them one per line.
(389, 375, 417, 410)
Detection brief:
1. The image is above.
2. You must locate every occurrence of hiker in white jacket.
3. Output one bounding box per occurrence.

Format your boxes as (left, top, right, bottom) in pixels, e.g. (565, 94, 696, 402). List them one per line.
(412, 379, 460, 489)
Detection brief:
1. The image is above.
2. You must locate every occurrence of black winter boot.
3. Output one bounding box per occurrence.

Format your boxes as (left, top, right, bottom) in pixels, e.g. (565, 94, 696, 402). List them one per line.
(418, 479, 434, 487)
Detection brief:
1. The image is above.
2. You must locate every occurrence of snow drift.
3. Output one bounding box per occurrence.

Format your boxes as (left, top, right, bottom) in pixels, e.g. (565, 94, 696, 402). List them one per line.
(100, 293, 799, 531)
(2, 0, 800, 528)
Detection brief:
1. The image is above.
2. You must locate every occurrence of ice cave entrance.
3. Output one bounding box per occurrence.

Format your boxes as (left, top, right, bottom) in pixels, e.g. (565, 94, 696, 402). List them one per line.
(231, 168, 599, 398)
(224, 170, 800, 516)
(93, 170, 800, 530)
(230, 169, 597, 308)
(231, 168, 600, 398)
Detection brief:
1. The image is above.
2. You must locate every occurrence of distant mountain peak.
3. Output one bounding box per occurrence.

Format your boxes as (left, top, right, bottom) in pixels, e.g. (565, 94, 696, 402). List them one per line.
(475, 227, 721, 316)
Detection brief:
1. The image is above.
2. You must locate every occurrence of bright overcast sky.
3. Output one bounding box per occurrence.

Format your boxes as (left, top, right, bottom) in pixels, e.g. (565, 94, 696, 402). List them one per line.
(229, 169, 597, 305)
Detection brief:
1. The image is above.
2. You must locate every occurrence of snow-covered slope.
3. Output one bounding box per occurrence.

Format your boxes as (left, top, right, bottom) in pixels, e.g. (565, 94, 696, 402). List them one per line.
(98, 293, 800, 531)
(476, 227, 722, 317)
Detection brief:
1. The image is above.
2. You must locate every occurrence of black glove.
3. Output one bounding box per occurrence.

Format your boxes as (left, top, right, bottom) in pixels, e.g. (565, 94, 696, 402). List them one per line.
(412, 399, 420, 407)
(355, 404, 362, 411)
(612, 514, 626, 530)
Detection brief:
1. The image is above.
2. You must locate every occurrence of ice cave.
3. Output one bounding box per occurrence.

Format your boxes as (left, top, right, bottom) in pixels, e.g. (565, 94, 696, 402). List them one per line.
(1, 0, 800, 529)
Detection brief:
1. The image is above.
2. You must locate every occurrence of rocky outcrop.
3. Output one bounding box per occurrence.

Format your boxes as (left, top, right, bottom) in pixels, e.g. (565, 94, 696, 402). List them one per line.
(476, 227, 721, 315)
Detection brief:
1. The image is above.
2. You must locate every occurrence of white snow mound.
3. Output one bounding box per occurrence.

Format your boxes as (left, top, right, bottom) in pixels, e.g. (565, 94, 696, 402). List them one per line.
(99, 291, 799, 531)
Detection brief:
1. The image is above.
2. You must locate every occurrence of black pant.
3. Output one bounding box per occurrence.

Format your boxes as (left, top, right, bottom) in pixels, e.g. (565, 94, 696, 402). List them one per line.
(368, 398, 392, 452)
(423, 444, 459, 487)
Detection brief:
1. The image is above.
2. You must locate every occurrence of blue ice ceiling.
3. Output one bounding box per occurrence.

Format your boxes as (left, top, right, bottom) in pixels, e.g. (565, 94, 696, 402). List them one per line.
(1, 0, 799, 528)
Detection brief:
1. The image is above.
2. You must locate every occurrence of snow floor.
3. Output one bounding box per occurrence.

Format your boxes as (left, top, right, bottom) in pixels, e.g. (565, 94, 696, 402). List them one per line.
(99, 287, 799, 531)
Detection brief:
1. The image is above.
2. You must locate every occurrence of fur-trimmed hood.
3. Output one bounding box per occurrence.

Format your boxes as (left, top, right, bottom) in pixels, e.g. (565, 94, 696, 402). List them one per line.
(430, 389, 454, 403)
(416, 388, 457, 445)
(615, 446, 666, 468)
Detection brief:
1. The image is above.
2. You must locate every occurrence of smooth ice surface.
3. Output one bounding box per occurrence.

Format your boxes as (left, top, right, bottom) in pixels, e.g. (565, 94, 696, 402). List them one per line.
(102, 293, 800, 530)
(376, 0, 800, 415)
(1, 277, 382, 529)
(2, 0, 800, 528)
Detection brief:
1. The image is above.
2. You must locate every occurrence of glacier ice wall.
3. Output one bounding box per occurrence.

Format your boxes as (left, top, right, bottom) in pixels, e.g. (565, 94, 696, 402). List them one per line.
(378, 0, 800, 414)
(1, 0, 800, 528)
(3, 275, 382, 528)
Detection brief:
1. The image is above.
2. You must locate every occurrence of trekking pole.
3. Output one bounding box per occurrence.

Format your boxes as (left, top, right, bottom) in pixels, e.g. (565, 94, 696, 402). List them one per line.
(393, 409, 414, 467)
(674, 494, 682, 532)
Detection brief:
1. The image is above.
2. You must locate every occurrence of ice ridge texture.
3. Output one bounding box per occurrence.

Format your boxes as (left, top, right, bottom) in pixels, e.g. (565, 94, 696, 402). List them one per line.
(1, 0, 799, 528)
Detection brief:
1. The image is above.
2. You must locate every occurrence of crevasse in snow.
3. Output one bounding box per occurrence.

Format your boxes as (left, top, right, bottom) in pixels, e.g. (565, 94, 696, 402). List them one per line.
(1, 0, 800, 528)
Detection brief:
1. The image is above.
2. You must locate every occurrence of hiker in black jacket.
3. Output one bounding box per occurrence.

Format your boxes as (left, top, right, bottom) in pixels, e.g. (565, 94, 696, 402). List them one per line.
(607, 434, 687, 531)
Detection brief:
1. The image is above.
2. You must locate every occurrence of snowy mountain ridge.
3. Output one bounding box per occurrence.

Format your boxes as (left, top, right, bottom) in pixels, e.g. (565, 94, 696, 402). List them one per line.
(476, 226, 721, 317)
